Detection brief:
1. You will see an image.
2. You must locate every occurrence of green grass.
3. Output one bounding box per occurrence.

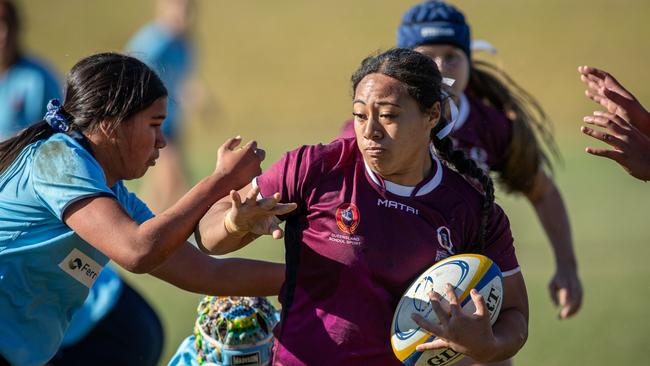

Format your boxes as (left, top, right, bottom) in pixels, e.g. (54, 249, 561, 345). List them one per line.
(18, 0, 650, 364)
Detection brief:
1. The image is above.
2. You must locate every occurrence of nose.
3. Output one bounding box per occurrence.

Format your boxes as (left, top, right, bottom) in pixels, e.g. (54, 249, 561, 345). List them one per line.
(362, 115, 383, 141)
(156, 128, 167, 149)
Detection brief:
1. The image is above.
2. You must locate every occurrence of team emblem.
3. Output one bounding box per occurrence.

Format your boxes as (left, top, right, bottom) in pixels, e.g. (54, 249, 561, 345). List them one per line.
(436, 226, 455, 254)
(336, 203, 360, 234)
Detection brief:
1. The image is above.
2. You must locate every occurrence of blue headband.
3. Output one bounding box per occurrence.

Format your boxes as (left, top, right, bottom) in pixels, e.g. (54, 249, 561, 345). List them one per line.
(397, 1, 471, 58)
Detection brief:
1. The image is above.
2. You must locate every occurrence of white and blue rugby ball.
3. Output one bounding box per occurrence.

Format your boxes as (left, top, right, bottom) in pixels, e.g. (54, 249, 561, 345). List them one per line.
(391, 254, 503, 366)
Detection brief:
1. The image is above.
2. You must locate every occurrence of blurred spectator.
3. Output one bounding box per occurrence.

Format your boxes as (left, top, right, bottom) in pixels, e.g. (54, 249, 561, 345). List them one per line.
(126, 0, 195, 213)
(0, 0, 60, 141)
(579, 66, 650, 181)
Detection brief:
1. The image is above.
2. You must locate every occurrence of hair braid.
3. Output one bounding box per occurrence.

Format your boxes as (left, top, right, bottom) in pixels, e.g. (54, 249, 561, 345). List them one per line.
(431, 129, 495, 253)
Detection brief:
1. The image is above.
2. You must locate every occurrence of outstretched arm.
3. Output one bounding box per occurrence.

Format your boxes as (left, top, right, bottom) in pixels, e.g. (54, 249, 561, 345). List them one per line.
(150, 242, 285, 296)
(525, 170, 582, 319)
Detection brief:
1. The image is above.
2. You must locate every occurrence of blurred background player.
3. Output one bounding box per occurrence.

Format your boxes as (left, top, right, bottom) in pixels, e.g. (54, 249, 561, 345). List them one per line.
(579, 65, 650, 181)
(387, 0, 583, 321)
(168, 296, 279, 366)
(0, 0, 60, 141)
(126, 0, 195, 213)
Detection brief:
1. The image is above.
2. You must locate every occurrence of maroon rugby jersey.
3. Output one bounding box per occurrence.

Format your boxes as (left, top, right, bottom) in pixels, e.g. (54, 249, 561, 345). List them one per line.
(255, 137, 519, 366)
(339, 93, 513, 173)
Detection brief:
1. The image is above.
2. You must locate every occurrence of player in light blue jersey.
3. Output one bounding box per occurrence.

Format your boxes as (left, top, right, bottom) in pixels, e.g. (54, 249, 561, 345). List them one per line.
(0, 52, 289, 366)
(127, 0, 196, 213)
(0, 0, 61, 141)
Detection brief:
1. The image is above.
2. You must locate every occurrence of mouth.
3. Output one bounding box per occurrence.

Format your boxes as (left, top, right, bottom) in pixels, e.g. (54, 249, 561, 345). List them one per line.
(364, 146, 386, 157)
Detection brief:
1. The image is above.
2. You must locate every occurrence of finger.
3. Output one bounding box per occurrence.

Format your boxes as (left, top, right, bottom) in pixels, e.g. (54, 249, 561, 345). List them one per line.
(578, 65, 608, 83)
(603, 88, 638, 118)
(411, 313, 444, 336)
(255, 147, 266, 161)
(257, 195, 281, 211)
(230, 190, 242, 209)
(470, 289, 487, 318)
(557, 288, 569, 319)
(244, 186, 261, 203)
(581, 126, 625, 148)
(415, 338, 449, 352)
(271, 222, 284, 240)
(270, 202, 299, 216)
(584, 146, 625, 163)
(224, 135, 243, 150)
(583, 114, 628, 136)
(242, 139, 258, 152)
(444, 283, 460, 314)
(429, 291, 450, 327)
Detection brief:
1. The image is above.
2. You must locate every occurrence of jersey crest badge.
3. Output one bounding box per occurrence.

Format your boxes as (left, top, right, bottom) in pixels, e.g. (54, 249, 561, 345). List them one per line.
(336, 203, 360, 234)
(436, 226, 455, 254)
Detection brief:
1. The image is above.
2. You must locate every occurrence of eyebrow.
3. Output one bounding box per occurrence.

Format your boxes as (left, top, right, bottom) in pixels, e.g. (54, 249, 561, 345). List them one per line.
(352, 100, 401, 108)
(152, 114, 167, 120)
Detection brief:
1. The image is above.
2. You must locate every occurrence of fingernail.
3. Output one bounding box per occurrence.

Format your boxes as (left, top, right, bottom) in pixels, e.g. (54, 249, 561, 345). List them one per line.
(235, 135, 241, 139)
(583, 116, 591, 122)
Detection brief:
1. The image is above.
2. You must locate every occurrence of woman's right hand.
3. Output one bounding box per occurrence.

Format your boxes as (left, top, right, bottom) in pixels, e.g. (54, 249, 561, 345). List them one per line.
(215, 136, 266, 189)
(224, 186, 297, 239)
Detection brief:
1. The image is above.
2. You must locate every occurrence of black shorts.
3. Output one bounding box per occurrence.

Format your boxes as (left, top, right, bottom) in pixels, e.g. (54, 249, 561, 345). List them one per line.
(49, 281, 164, 366)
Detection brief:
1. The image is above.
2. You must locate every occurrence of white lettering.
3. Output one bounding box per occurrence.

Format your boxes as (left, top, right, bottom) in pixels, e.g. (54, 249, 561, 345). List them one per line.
(377, 199, 419, 215)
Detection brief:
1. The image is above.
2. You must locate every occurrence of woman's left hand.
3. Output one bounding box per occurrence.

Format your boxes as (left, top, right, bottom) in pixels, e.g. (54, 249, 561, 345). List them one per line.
(411, 283, 497, 362)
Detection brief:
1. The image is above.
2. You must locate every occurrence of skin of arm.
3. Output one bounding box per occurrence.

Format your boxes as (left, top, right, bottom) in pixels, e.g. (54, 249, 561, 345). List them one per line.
(195, 182, 297, 255)
(150, 241, 285, 296)
(524, 169, 582, 319)
(413, 272, 529, 363)
(64, 138, 263, 273)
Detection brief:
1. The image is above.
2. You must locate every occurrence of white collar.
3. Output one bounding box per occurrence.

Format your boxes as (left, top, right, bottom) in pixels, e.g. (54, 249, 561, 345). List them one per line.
(363, 144, 443, 197)
(451, 92, 470, 132)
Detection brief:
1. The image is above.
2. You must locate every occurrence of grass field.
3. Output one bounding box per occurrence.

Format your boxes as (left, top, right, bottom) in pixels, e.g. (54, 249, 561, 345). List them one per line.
(18, 0, 650, 364)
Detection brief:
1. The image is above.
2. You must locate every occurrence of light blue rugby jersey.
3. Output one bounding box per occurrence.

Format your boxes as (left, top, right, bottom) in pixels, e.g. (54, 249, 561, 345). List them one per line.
(126, 22, 194, 137)
(0, 55, 62, 140)
(0, 133, 154, 366)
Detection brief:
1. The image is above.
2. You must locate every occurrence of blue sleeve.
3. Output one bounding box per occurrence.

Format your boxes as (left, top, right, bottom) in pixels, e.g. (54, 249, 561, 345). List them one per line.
(113, 181, 155, 224)
(31, 137, 114, 220)
(167, 336, 201, 366)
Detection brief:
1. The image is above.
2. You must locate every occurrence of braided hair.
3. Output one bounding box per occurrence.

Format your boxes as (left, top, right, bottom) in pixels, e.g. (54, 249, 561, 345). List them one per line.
(351, 48, 495, 251)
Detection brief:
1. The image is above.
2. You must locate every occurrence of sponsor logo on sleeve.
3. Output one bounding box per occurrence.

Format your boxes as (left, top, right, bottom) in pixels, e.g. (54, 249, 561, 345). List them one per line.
(436, 226, 455, 255)
(58, 248, 103, 288)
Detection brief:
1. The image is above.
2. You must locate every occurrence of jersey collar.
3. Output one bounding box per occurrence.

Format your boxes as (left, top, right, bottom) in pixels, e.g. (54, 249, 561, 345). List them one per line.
(451, 92, 470, 133)
(363, 144, 443, 197)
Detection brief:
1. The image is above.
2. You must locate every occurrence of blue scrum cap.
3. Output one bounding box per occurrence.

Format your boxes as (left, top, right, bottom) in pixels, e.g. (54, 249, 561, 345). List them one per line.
(397, 1, 471, 58)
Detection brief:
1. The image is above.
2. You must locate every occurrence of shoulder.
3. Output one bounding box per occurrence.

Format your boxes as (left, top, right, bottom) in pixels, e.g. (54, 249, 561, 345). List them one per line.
(33, 134, 103, 179)
(126, 23, 172, 55)
(289, 137, 358, 175)
(436, 163, 485, 214)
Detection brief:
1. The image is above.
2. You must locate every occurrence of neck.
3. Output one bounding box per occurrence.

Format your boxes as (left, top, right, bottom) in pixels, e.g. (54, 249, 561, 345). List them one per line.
(381, 147, 433, 186)
(85, 133, 119, 187)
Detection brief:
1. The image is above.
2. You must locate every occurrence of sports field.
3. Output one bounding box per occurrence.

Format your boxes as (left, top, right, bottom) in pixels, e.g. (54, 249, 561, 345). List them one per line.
(20, 0, 650, 364)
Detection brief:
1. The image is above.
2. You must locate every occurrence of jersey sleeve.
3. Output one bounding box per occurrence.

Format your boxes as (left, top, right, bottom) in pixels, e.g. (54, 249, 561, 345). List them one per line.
(31, 138, 115, 221)
(113, 181, 155, 224)
(482, 202, 519, 275)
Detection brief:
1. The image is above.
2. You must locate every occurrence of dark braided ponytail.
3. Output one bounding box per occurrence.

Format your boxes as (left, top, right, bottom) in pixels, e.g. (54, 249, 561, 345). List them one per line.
(351, 48, 495, 252)
(431, 124, 495, 252)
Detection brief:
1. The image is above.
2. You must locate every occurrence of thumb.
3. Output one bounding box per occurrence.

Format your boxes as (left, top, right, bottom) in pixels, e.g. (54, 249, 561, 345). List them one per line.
(225, 135, 243, 150)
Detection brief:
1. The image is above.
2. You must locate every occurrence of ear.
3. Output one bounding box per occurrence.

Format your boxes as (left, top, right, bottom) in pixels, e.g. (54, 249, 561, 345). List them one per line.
(98, 119, 118, 138)
(425, 101, 441, 130)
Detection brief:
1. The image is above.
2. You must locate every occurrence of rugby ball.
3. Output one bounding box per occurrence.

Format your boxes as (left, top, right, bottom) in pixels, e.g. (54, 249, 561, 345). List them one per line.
(391, 254, 503, 366)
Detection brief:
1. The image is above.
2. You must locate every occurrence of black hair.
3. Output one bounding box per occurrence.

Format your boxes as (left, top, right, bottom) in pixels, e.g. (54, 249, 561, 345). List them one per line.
(351, 48, 494, 251)
(468, 60, 559, 193)
(0, 52, 168, 174)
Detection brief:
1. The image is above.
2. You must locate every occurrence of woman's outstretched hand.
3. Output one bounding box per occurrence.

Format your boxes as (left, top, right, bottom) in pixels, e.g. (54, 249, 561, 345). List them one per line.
(224, 186, 297, 239)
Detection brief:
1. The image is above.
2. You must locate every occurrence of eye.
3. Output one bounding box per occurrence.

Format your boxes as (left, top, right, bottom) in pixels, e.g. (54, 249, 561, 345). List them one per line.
(380, 113, 397, 119)
(352, 112, 367, 121)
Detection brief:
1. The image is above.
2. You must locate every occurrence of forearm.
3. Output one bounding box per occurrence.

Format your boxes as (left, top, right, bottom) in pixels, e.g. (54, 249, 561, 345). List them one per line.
(529, 183, 576, 269)
(195, 201, 258, 255)
(135, 173, 239, 267)
(151, 242, 285, 296)
(487, 308, 528, 362)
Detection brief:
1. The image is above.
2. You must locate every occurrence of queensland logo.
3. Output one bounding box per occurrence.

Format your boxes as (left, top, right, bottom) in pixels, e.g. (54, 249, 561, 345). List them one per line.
(436, 226, 455, 254)
(335, 203, 360, 234)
